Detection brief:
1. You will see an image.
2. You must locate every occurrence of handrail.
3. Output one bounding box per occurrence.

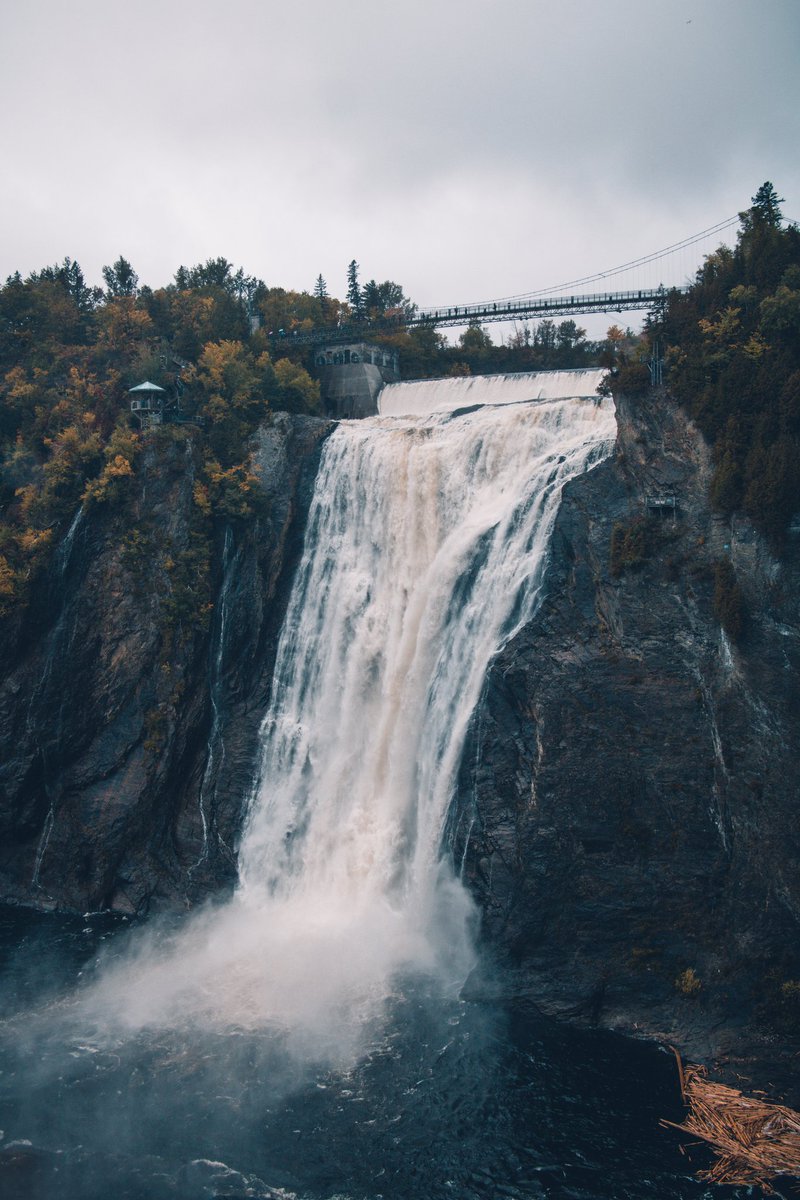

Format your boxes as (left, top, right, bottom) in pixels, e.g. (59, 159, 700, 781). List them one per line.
(270, 286, 685, 348)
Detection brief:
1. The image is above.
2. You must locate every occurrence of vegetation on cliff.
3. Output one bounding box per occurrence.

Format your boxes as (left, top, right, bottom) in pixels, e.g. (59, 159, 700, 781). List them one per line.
(0, 257, 321, 617)
(6, 180, 794, 620)
(653, 183, 800, 547)
(0, 249, 628, 618)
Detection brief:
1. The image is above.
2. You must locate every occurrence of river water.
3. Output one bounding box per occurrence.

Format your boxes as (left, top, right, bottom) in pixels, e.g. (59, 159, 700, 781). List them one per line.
(0, 905, 731, 1200)
(0, 385, 746, 1198)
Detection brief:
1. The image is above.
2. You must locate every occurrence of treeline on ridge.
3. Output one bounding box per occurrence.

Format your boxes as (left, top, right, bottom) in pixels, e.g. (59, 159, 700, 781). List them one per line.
(3, 180, 796, 625)
(0, 253, 623, 619)
(652, 183, 800, 547)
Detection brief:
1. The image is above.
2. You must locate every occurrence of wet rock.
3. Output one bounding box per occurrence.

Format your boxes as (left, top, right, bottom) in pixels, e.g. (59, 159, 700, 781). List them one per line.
(456, 390, 800, 1101)
(0, 415, 331, 915)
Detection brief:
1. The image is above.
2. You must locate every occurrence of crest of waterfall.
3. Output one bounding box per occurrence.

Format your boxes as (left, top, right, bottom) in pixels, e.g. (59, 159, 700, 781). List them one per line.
(79, 389, 615, 1061)
(379, 367, 607, 417)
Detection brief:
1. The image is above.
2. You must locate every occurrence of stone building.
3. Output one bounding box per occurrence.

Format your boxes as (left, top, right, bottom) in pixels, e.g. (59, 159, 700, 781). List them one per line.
(315, 342, 400, 418)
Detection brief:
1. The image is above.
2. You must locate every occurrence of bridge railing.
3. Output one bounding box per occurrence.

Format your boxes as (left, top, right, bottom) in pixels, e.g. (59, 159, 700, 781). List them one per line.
(414, 286, 682, 327)
(269, 286, 685, 348)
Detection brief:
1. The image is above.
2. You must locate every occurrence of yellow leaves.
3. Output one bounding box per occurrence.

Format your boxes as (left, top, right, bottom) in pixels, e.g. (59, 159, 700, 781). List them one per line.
(18, 528, 53, 555)
(97, 297, 154, 351)
(197, 340, 263, 412)
(273, 357, 320, 411)
(81, 454, 134, 507)
(203, 458, 264, 521)
(3, 366, 37, 404)
(202, 393, 231, 427)
(171, 290, 215, 338)
(698, 306, 741, 343)
(105, 454, 134, 480)
(197, 339, 241, 390)
(675, 967, 702, 996)
(193, 481, 212, 517)
(0, 554, 17, 602)
(742, 333, 770, 360)
(105, 422, 140, 466)
(0, 526, 53, 616)
(43, 421, 102, 483)
(728, 284, 757, 310)
(14, 484, 40, 524)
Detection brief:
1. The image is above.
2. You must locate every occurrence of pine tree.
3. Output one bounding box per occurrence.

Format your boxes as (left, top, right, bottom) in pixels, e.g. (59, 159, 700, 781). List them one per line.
(740, 181, 785, 234)
(362, 279, 381, 316)
(102, 256, 139, 297)
(346, 260, 363, 319)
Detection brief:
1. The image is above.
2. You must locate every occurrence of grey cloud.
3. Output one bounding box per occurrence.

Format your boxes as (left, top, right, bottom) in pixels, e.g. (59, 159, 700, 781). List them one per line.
(1, 0, 798, 308)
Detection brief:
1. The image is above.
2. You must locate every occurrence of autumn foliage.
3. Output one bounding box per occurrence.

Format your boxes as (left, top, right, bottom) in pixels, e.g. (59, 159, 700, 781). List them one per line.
(653, 183, 800, 547)
(0, 255, 321, 616)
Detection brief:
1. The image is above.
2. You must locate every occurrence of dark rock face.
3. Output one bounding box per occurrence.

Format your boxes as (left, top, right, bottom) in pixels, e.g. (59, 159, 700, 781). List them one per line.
(3, 390, 798, 1095)
(0, 413, 331, 915)
(454, 391, 800, 1098)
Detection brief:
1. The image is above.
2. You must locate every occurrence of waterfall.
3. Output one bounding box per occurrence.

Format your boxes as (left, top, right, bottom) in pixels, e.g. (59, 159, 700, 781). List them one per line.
(379, 367, 607, 417)
(80, 387, 615, 1064)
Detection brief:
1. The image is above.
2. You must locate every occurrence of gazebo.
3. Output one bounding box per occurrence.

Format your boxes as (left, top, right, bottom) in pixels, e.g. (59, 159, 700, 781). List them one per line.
(128, 381, 166, 431)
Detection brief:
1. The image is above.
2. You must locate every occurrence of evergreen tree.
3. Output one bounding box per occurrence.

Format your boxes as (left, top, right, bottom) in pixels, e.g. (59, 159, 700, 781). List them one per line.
(102, 256, 139, 297)
(655, 181, 800, 547)
(346, 260, 363, 319)
(751, 181, 784, 228)
(362, 279, 382, 317)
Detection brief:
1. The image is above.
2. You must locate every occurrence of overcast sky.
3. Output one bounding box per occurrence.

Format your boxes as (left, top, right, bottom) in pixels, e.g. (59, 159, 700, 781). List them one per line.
(1, 0, 798, 334)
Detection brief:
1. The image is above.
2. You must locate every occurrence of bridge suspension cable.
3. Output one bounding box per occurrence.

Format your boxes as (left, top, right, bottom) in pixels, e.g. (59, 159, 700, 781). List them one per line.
(431, 214, 741, 312)
(271, 214, 747, 347)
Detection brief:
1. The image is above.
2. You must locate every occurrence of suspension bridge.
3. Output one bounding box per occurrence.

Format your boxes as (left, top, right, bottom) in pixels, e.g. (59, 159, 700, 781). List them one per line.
(274, 215, 742, 347)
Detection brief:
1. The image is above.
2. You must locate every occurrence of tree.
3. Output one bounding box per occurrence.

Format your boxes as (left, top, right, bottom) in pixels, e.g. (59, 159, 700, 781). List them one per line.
(655, 183, 800, 545)
(102, 257, 139, 297)
(458, 320, 493, 356)
(362, 279, 381, 317)
(535, 318, 557, 364)
(750, 181, 784, 229)
(313, 274, 330, 322)
(31, 258, 100, 316)
(376, 280, 416, 321)
(194, 339, 266, 463)
(272, 358, 321, 414)
(177, 257, 235, 291)
(346, 260, 363, 319)
(555, 319, 588, 361)
(58, 258, 100, 312)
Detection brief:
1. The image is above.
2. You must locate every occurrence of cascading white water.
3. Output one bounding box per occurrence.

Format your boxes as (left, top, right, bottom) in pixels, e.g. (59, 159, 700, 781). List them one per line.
(379, 367, 607, 417)
(79, 384, 615, 1064)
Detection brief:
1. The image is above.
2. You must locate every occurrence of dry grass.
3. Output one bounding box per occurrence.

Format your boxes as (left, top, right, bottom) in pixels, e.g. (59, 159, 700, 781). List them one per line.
(662, 1049, 800, 1194)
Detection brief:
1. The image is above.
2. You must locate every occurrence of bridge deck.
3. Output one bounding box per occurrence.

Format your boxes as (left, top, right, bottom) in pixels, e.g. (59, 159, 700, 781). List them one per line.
(272, 286, 683, 348)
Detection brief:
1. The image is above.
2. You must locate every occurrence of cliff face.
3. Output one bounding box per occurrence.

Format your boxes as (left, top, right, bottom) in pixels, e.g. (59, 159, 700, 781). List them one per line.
(0, 413, 331, 914)
(455, 390, 800, 1097)
(2, 390, 798, 1092)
